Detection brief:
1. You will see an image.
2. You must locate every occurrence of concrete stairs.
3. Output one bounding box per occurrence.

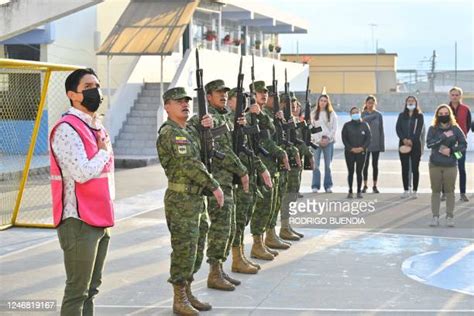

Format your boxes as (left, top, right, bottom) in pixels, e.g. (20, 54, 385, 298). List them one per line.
(113, 82, 169, 168)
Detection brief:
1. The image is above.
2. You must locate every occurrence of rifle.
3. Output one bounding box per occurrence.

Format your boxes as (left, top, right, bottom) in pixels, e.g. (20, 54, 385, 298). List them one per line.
(195, 49, 224, 171)
(248, 54, 269, 157)
(302, 76, 321, 169)
(272, 65, 291, 147)
(283, 69, 303, 146)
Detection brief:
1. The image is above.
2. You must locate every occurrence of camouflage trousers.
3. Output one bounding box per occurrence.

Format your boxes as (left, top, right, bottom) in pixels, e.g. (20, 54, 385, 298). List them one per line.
(251, 172, 280, 235)
(268, 170, 288, 228)
(207, 185, 236, 263)
(164, 190, 208, 285)
(233, 187, 259, 247)
(281, 169, 301, 221)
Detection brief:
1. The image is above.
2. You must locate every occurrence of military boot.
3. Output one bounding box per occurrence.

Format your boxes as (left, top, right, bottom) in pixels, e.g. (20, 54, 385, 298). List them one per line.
(279, 219, 300, 241)
(241, 244, 261, 270)
(220, 262, 241, 285)
(232, 246, 258, 274)
(185, 281, 212, 311)
(250, 234, 274, 260)
(207, 262, 235, 291)
(265, 228, 290, 249)
(173, 284, 199, 316)
(289, 222, 304, 238)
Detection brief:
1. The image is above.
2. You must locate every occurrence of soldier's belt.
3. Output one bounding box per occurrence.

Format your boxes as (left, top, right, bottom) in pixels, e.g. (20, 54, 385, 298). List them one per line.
(210, 123, 231, 138)
(168, 182, 203, 195)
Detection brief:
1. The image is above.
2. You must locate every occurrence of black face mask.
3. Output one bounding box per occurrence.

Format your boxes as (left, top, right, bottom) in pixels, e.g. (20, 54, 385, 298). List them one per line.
(438, 115, 450, 124)
(81, 88, 103, 112)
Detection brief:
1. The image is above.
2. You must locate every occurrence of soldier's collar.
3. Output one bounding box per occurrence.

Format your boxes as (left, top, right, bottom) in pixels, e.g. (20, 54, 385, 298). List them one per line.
(208, 105, 228, 114)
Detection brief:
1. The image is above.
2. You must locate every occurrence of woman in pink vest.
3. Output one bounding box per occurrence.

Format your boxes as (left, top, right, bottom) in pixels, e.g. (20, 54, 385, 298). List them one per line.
(50, 68, 114, 316)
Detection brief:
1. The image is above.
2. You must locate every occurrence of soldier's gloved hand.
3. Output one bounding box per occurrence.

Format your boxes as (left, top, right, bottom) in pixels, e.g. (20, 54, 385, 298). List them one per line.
(241, 174, 250, 193)
(295, 152, 302, 168)
(237, 115, 247, 126)
(213, 187, 224, 208)
(249, 103, 261, 115)
(260, 169, 273, 189)
(201, 114, 214, 129)
(282, 153, 291, 171)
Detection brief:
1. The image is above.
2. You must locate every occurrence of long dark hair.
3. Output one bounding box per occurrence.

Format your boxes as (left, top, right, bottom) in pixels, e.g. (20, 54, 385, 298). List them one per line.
(403, 95, 422, 116)
(362, 95, 377, 111)
(314, 94, 334, 122)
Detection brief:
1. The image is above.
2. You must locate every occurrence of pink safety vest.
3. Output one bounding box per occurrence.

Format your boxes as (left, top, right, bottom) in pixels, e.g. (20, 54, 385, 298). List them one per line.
(49, 114, 114, 228)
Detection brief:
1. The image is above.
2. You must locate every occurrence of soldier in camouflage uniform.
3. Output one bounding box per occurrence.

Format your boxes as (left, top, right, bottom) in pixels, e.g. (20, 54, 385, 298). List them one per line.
(227, 88, 272, 274)
(157, 87, 224, 315)
(189, 80, 249, 291)
(249, 81, 291, 260)
(263, 90, 300, 249)
(280, 98, 313, 240)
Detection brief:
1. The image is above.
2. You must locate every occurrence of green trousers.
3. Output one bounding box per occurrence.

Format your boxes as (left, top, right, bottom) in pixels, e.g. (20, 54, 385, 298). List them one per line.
(206, 186, 235, 263)
(233, 187, 257, 246)
(164, 190, 208, 284)
(281, 169, 301, 221)
(57, 218, 110, 316)
(251, 172, 279, 235)
(268, 170, 288, 229)
(429, 164, 457, 218)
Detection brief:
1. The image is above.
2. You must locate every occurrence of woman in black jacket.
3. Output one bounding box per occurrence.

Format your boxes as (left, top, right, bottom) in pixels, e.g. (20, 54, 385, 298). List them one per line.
(396, 96, 424, 199)
(342, 107, 371, 198)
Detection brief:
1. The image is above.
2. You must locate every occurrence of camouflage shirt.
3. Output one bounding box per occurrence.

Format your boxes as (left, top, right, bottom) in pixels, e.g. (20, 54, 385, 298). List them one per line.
(189, 106, 247, 188)
(157, 119, 220, 192)
(259, 106, 287, 173)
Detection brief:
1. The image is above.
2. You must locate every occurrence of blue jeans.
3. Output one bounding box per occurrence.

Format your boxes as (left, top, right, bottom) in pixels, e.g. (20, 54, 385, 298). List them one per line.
(311, 142, 334, 190)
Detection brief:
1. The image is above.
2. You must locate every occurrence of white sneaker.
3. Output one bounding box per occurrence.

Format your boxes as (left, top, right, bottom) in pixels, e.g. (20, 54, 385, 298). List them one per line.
(446, 217, 455, 227)
(401, 191, 409, 198)
(411, 191, 418, 199)
(312, 188, 319, 193)
(429, 217, 439, 227)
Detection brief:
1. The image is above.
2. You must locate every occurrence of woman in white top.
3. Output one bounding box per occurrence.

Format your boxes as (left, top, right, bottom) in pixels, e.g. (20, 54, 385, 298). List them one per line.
(311, 94, 338, 193)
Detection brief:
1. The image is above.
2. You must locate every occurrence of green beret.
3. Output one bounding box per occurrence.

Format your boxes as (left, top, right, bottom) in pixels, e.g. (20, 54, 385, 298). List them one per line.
(250, 80, 268, 92)
(205, 79, 230, 93)
(163, 87, 192, 102)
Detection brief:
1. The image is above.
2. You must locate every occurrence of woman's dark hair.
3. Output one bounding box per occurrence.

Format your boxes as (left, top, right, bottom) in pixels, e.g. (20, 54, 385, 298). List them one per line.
(314, 94, 334, 122)
(403, 95, 422, 116)
(65, 68, 98, 106)
(362, 95, 377, 111)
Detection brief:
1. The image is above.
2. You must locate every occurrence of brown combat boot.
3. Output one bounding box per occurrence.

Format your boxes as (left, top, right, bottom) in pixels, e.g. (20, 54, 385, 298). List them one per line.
(220, 262, 241, 285)
(207, 262, 235, 291)
(173, 284, 199, 316)
(241, 244, 261, 270)
(250, 235, 274, 260)
(279, 219, 300, 241)
(289, 222, 304, 238)
(265, 228, 290, 249)
(232, 246, 258, 274)
(185, 281, 212, 311)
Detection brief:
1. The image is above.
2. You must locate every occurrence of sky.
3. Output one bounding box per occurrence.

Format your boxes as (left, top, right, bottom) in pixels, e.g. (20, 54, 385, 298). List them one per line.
(254, 0, 473, 71)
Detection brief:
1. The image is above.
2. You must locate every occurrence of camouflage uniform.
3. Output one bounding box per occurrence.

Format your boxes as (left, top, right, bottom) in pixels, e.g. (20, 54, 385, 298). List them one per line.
(250, 82, 287, 236)
(189, 80, 248, 265)
(157, 88, 220, 285)
(227, 88, 267, 247)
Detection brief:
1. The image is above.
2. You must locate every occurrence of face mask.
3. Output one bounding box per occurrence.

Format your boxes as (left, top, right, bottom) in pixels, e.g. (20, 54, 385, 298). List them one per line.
(351, 113, 360, 121)
(438, 115, 450, 124)
(407, 104, 416, 111)
(81, 88, 103, 112)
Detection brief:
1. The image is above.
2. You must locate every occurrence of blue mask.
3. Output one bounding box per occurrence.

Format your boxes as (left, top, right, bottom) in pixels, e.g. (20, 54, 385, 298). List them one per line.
(351, 113, 361, 121)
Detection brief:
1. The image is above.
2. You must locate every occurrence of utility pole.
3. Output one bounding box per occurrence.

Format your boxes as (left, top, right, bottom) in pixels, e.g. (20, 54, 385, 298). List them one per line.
(454, 41, 458, 86)
(429, 50, 437, 92)
(369, 23, 377, 52)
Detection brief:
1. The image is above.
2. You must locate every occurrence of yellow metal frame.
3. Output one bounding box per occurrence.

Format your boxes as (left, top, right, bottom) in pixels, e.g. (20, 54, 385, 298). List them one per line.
(1, 58, 83, 230)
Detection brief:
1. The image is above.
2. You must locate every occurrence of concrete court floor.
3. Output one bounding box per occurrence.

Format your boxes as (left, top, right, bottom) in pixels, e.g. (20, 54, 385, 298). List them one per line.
(0, 150, 473, 315)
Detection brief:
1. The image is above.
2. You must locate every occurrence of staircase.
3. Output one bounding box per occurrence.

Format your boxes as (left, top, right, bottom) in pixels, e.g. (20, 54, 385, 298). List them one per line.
(113, 82, 169, 168)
